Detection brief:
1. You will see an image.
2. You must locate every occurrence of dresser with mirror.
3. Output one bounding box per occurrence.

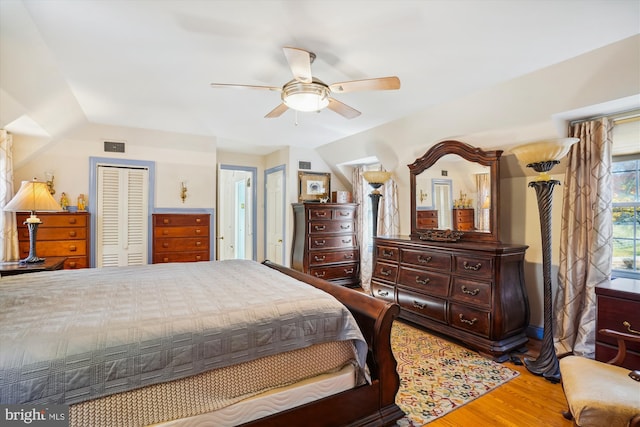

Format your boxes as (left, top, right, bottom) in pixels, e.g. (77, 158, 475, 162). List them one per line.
(371, 140, 530, 361)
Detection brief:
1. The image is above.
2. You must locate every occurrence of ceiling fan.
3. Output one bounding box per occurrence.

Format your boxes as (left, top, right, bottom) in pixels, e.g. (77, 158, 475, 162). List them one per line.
(210, 47, 401, 119)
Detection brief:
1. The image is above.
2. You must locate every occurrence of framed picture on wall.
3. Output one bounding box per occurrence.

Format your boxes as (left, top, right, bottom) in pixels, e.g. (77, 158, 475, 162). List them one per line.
(298, 171, 331, 202)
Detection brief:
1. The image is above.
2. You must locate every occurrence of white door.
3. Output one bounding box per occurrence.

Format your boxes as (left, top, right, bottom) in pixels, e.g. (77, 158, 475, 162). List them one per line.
(96, 165, 148, 267)
(265, 167, 285, 264)
(433, 181, 452, 230)
(217, 166, 256, 260)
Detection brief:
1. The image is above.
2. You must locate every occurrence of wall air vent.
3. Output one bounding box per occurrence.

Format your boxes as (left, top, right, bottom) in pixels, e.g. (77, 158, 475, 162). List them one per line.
(104, 141, 125, 153)
(299, 161, 311, 170)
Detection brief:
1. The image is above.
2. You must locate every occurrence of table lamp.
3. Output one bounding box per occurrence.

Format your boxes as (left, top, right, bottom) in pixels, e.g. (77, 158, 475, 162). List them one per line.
(4, 179, 63, 263)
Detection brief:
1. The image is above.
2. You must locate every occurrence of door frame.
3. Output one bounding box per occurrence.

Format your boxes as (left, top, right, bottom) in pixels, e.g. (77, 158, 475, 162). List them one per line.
(217, 164, 258, 261)
(264, 164, 286, 265)
(89, 157, 156, 267)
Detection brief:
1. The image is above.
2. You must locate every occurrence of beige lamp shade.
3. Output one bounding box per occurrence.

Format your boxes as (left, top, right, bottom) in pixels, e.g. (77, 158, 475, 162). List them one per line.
(511, 137, 579, 181)
(4, 180, 63, 218)
(363, 170, 392, 185)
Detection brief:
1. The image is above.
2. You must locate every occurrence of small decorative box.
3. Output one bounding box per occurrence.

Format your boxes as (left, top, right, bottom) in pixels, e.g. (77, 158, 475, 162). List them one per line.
(331, 191, 352, 203)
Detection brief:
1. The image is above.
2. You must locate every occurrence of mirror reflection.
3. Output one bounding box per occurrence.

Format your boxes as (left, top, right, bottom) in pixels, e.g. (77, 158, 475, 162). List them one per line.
(415, 155, 491, 232)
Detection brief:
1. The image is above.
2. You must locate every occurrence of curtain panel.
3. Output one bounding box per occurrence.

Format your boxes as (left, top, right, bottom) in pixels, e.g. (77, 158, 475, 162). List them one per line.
(554, 118, 613, 358)
(1, 129, 19, 261)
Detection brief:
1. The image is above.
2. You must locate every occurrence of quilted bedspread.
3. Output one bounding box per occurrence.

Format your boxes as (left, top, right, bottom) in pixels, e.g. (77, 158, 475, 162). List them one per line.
(0, 260, 366, 405)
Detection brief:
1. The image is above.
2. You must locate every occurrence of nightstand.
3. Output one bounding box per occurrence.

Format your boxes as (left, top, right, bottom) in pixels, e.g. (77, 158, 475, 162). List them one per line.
(0, 257, 67, 277)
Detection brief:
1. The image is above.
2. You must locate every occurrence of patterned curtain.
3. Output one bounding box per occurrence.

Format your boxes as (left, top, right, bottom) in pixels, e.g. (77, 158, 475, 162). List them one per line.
(1, 129, 19, 261)
(475, 173, 490, 232)
(353, 166, 372, 293)
(554, 118, 613, 358)
(379, 176, 399, 237)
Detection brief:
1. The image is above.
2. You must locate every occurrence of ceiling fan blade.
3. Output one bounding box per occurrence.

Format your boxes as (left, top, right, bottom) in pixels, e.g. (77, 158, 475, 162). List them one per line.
(329, 76, 400, 93)
(210, 83, 281, 92)
(327, 98, 361, 119)
(283, 47, 313, 83)
(265, 103, 289, 118)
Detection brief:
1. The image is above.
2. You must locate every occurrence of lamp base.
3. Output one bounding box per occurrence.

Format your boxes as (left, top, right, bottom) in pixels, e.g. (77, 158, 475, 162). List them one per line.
(19, 255, 46, 264)
(21, 220, 45, 264)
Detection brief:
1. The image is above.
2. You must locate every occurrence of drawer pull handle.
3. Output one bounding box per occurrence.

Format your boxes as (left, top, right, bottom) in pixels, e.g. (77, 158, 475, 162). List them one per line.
(195, 255, 201, 260)
(338, 211, 349, 216)
(196, 218, 202, 223)
(462, 286, 480, 296)
(463, 261, 482, 271)
(69, 245, 77, 252)
(344, 253, 354, 259)
(340, 224, 350, 230)
(163, 257, 169, 262)
(342, 239, 352, 244)
(314, 225, 326, 231)
(314, 271, 326, 278)
(195, 241, 202, 247)
(163, 219, 170, 224)
(416, 276, 430, 285)
(344, 268, 354, 274)
(623, 321, 640, 335)
(377, 290, 389, 297)
(69, 231, 77, 237)
(68, 261, 76, 268)
(459, 314, 478, 325)
(418, 255, 432, 264)
(380, 269, 392, 277)
(163, 242, 170, 248)
(315, 212, 327, 217)
(163, 230, 169, 235)
(68, 218, 77, 224)
(195, 229, 201, 234)
(314, 240, 326, 246)
(314, 255, 326, 262)
(413, 301, 426, 310)
(382, 249, 394, 258)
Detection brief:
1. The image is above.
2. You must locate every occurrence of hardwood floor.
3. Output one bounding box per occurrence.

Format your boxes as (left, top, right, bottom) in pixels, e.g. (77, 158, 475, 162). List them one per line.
(427, 338, 573, 427)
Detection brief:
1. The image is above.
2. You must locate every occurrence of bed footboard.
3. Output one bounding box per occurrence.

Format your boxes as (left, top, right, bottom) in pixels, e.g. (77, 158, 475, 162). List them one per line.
(258, 260, 404, 427)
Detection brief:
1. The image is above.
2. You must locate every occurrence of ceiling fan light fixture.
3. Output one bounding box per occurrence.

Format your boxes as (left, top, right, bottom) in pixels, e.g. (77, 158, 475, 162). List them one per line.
(282, 80, 330, 112)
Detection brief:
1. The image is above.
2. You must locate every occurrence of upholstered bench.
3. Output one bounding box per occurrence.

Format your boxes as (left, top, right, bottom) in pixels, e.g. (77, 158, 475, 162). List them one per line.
(559, 329, 640, 427)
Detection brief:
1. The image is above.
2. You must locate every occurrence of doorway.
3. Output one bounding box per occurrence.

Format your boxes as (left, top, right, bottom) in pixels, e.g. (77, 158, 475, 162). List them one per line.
(432, 179, 453, 229)
(265, 165, 286, 265)
(217, 165, 257, 260)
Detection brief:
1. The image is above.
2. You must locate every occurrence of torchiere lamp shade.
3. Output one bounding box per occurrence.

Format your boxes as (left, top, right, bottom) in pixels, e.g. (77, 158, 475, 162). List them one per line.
(4, 179, 63, 263)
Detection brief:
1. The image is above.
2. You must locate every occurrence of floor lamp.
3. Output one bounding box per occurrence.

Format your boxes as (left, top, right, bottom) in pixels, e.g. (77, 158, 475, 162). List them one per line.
(512, 137, 579, 383)
(4, 179, 63, 263)
(363, 170, 392, 237)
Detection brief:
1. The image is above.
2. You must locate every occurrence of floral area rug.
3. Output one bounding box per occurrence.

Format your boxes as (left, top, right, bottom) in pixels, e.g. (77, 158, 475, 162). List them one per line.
(391, 321, 519, 426)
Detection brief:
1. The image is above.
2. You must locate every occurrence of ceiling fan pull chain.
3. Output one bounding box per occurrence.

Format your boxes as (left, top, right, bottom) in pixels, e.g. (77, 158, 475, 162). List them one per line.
(295, 110, 299, 126)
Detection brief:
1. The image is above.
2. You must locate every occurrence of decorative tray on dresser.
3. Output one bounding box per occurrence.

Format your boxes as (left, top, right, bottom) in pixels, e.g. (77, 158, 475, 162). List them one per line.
(372, 236, 529, 361)
(291, 203, 360, 288)
(595, 278, 640, 370)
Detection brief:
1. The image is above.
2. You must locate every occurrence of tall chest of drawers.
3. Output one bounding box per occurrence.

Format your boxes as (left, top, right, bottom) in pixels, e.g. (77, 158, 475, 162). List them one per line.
(371, 235, 529, 361)
(17, 211, 90, 269)
(291, 203, 360, 288)
(152, 213, 210, 263)
(453, 208, 474, 231)
(595, 279, 640, 370)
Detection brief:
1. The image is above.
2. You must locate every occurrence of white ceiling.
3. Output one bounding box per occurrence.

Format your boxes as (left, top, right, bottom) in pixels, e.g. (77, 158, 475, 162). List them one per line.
(1, 0, 639, 155)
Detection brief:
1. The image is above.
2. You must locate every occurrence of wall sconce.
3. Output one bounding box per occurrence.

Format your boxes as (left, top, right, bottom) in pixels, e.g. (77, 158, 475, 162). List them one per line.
(180, 181, 188, 203)
(419, 189, 427, 203)
(44, 171, 55, 195)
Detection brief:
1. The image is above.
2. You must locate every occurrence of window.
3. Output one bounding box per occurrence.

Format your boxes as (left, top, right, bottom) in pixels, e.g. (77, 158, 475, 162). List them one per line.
(612, 157, 640, 278)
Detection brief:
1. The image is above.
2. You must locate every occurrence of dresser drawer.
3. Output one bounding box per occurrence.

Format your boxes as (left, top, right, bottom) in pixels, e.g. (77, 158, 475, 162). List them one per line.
(375, 245, 399, 262)
(154, 225, 209, 238)
(401, 248, 451, 271)
(153, 251, 210, 263)
(154, 237, 209, 252)
(397, 288, 447, 323)
(309, 263, 359, 281)
(417, 217, 438, 228)
(333, 208, 355, 220)
(597, 294, 640, 354)
(20, 227, 87, 241)
(309, 249, 357, 265)
(20, 240, 86, 257)
(308, 220, 354, 234)
(308, 235, 356, 249)
(153, 214, 208, 226)
(18, 213, 88, 228)
(64, 257, 89, 269)
(372, 261, 398, 283)
(454, 255, 493, 279)
(449, 303, 491, 338)
(398, 266, 450, 297)
(451, 277, 492, 308)
(371, 280, 395, 303)
(307, 207, 334, 220)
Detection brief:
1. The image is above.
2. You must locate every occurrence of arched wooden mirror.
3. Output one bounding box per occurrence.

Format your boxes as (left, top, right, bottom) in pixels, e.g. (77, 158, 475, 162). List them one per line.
(409, 140, 502, 243)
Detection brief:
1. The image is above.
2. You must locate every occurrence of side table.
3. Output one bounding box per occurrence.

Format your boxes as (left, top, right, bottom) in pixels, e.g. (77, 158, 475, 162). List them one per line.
(0, 257, 67, 277)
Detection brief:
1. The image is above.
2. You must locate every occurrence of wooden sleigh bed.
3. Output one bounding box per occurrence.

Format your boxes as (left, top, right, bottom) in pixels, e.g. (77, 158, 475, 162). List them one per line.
(0, 259, 404, 427)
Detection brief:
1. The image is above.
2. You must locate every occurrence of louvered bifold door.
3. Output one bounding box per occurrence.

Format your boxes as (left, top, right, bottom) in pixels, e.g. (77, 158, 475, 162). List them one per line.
(97, 165, 149, 267)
